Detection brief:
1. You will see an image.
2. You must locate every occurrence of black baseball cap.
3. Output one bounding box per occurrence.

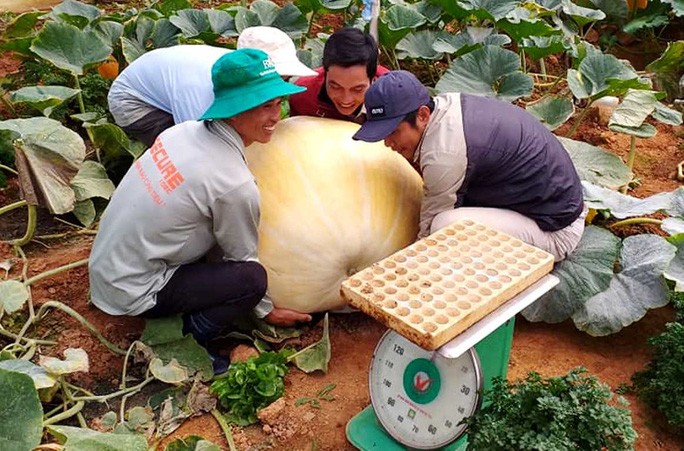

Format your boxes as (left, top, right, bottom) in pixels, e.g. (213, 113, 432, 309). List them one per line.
(352, 70, 430, 142)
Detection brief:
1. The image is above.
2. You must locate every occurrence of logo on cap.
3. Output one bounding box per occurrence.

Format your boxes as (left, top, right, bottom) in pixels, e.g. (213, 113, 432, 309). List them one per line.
(370, 106, 385, 118)
(260, 57, 277, 76)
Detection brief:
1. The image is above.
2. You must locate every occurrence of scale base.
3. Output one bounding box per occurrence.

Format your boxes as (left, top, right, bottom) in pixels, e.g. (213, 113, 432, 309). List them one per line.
(346, 318, 517, 450)
(347, 405, 468, 451)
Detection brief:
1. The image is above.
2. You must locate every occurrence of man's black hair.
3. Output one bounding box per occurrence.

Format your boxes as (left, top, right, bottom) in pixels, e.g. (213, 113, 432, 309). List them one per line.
(402, 99, 436, 126)
(322, 28, 379, 79)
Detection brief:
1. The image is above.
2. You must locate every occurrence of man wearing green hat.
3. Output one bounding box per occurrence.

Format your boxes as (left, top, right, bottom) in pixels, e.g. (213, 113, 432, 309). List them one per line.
(89, 49, 312, 373)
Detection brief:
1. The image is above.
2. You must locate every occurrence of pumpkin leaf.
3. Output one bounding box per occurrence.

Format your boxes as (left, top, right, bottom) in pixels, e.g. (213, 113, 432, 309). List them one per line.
(572, 235, 675, 336)
(170, 8, 236, 42)
(433, 27, 510, 57)
(141, 317, 214, 381)
(121, 16, 179, 63)
(608, 122, 658, 138)
(93, 20, 125, 48)
(166, 435, 221, 451)
(378, 4, 426, 50)
(70, 160, 115, 202)
(39, 348, 89, 375)
(664, 237, 684, 290)
(0, 117, 85, 215)
(522, 226, 620, 323)
(2, 11, 43, 39)
(435, 45, 533, 102)
(458, 0, 519, 21)
(520, 35, 569, 60)
(608, 89, 663, 128)
(0, 280, 29, 314)
(652, 102, 683, 126)
(497, 8, 558, 43)
(72, 199, 96, 227)
(526, 96, 575, 130)
(558, 137, 633, 190)
(290, 314, 330, 373)
(47, 425, 148, 450)
(0, 369, 43, 451)
(396, 30, 450, 60)
(566, 53, 646, 100)
(150, 358, 189, 384)
(234, 1, 308, 37)
(582, 181, 684, 218)
(30, 21, 111, 75)
(48, 0, 102, 28)
(0, 359, 56, 390)
(86, 122, 147, 159)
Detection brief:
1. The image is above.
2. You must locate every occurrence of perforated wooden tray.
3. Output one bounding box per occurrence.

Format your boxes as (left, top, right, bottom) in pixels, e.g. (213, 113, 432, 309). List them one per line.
(340, 220, 554, 350)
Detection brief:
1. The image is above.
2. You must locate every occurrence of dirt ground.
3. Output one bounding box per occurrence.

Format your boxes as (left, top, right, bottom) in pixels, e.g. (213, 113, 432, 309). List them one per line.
(2, 2, 684, 450)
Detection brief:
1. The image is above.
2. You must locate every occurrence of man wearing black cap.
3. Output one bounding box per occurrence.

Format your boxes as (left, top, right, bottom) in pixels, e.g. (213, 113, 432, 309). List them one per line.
(353, 70, 585, 262)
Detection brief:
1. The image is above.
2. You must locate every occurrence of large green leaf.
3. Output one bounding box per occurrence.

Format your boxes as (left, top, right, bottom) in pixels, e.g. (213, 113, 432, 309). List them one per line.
(608, 122, 657, 138)
(155, 0, 193, 16)
(87, 122, 146, 159)
(234, 1, 308, 37)
(646, 40, 684, 75)
(122, 16, 179, 63)
(526, 96, 574, 130)
(429, 0, 470, 19)
(9, 85, 80, 118)
(141, 316, 213, 381)
(664, 238, 684, 290)
(662, 0, 684, 16)
(170, 9, 236, 41)
(433, 27, 510, 57)
(290, 314, 330, 373)
(582, 182, 684, 218)
(141, 316, 184, 345)
(2, 11, 42, 39)
(378, 4, 426, 50)
(0, 280, 29, 314)
(589, 0, 629, 21)
(558, 137, 632, 189)
(94, 21, 124, 48)
(0, 117, 85, 214)
(297, 37, 325, 69)
(522, 226, 620, 323)
(166, 435, 221, 451)
(608, 89, 662, 128)
(39, 348, 89, 376)
(72, 199, 96, 228)
(0, 369, 43, 451)
(396, 30, 450, 60)
(0, 360, 56, 390)
(572, 234, 675, 336)
(652, 102, 683, 126)
(458, 0, 519, 21)
(435, 45, 533, 102)
(497, 8, 559, 43)
(30, 21, 111, 75)
(48, 0, 102, 28)
(70, 160, 115, 202)
(566, 53, 643, 100)
(520, 35, 569, 60)
(47, 425, 148, 451)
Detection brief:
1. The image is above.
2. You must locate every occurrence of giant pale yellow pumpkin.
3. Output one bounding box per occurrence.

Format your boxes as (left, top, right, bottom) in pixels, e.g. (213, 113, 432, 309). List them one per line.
(244, 116, 423, 313)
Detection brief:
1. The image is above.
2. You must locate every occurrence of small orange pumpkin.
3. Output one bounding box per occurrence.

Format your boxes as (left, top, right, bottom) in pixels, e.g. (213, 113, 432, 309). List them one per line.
(97, 56, 119, 80)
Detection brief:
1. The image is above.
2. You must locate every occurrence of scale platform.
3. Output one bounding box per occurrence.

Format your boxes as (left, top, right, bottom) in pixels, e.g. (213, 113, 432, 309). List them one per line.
(340, 220, 558, 450)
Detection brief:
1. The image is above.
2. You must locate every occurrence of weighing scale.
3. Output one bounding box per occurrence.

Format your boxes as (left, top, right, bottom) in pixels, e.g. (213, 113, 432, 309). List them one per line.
(340, 220, 559, 450)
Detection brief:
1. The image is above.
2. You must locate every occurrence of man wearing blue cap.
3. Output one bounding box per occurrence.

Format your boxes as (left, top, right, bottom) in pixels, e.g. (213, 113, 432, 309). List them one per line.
(90, 49, 312, 373)
(353, 70, 585, 261)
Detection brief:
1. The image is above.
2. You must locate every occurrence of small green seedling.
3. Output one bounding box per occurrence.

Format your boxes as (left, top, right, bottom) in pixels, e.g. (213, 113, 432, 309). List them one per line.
(295, 383, 337, 409)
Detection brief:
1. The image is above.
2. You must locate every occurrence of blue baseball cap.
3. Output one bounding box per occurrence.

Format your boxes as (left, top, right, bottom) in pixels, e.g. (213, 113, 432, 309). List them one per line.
(352, 70, 430, 142)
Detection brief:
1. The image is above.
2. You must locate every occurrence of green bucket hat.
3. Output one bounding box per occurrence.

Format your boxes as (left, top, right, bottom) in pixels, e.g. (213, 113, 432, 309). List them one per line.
(200, 48, 306, 120)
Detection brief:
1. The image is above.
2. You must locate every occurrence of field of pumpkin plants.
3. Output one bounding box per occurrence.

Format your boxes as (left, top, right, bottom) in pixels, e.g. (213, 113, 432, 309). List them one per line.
(0, 0, 683, 449)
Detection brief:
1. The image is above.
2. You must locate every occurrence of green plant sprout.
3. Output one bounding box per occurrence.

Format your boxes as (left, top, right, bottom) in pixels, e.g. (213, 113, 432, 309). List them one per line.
(295, 383, 337, 408)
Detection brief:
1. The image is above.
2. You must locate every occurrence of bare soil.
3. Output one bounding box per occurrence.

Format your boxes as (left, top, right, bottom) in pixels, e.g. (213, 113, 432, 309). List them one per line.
(2, 2, 684, 450)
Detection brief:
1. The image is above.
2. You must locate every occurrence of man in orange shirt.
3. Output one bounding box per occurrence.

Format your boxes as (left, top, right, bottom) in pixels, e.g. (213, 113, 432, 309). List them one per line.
(289, 28, 389, 123)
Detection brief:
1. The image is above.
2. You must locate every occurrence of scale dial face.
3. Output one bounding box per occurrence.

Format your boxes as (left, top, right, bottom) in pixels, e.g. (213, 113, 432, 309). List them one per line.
(369, 331, 482, 449)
